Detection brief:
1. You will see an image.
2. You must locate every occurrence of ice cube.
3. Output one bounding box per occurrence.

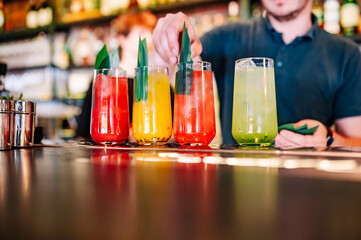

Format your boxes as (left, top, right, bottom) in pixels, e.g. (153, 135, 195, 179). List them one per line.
(236, 58, 257, 70)
(109, 48, 120, 68)
(108, 67, 127, 77)
(247, 59, 257, 67)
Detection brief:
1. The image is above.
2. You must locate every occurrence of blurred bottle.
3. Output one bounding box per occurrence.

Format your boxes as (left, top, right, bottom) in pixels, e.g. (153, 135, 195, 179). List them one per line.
(149, 0, 157, 8)
(340, 0, 360, 36)
(0, 62, 7, 97)
(324, 0, 340, 34)
(250, 1, 262, 19)
(83, 0, 100, 11)
(52, 32, 70, 69)
(4, 0, 28, 31)
(0, 0, 4, 32)
(70, 0, 83, 13)
(312, 0, 324, 28)
(68, 27, 96, 66)
(228, 1, 240, 21)
(137, 0, 151, 9)
(100, 0, 130, 16)
(26, 0, 38, 28)
(38, 0, 53, 27)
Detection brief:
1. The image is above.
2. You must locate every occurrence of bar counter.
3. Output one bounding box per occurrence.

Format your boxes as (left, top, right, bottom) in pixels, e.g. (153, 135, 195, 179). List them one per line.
(1, 144, 361, 239)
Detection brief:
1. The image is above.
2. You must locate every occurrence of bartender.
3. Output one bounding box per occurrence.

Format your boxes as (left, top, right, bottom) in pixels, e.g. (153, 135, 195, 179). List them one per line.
(152, 0, 361, 147)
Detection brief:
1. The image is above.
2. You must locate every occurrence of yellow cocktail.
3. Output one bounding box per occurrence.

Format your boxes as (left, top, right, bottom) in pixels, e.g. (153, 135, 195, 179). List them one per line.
(132, 66, 172, 145)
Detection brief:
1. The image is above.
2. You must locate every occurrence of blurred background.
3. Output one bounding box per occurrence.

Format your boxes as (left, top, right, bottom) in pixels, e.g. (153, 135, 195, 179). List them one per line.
(0, 0, 360, 141)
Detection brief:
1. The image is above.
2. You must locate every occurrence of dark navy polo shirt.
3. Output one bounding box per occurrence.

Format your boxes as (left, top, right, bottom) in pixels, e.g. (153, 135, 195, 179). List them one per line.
(201, 15, 361, 144)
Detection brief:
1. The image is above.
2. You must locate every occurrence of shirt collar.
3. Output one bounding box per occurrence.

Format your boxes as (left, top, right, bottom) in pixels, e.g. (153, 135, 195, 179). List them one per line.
(264, 13, 319, 41)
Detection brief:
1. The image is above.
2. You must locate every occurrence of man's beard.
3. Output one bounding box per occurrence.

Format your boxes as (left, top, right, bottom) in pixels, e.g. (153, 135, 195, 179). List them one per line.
(266, 8, 303, 21)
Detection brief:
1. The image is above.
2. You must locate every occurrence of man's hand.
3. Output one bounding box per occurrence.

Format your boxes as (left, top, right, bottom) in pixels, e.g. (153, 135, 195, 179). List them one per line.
(152, 12, 202, 64)
(275, 119, 328, 148)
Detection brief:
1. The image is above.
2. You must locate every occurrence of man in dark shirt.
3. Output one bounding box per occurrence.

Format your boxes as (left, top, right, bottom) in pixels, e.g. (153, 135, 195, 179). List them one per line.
(152, 0, 361, 147)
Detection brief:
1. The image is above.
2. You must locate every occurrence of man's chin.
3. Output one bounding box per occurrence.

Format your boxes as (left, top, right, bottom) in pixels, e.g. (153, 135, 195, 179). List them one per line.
(267, 10, 300, 21)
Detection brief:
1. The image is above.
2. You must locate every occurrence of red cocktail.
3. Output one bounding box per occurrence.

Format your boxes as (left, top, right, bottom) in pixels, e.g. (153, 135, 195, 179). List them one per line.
(91, 68, 129, 145)
(174, 62, 216, 146)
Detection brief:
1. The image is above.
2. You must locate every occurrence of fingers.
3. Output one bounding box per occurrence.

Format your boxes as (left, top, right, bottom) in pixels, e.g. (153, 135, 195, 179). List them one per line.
(179, 22, 202, 60)
(191, 39, 203, 59)
(152, 12, 201, 64)
(274, 131, 300, 148)
(153, 13, 183, 64)
(185, 19, 202, 58)
(153, 18, 168, 63)
(159, 29, 176, 64)
(166, 25, 180, 61)
(278, 130, 326, 147)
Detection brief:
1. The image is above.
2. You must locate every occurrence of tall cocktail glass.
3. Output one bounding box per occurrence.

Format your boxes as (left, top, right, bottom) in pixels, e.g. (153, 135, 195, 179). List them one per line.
(132, 65, 172, 145)
(174, 61, 216, 146)
(91, 68, 129, 145)
(232, 58, 278, 146)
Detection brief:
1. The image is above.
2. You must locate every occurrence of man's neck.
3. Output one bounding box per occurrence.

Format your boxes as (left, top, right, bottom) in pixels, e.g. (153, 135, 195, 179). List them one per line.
(268, 7, 313, 44)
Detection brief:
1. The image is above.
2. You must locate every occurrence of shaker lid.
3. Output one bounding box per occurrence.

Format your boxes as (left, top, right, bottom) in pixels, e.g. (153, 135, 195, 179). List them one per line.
(13, 100, 36, 114)
(0, 99, 14, 112)
(0, 62, 7, 75)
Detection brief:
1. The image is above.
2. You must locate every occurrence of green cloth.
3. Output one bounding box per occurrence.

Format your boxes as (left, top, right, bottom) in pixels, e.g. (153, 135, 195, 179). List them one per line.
(278, 124, 319, 135)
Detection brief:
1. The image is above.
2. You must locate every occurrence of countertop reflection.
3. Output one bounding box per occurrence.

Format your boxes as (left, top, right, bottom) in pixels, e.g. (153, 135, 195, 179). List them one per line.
(1, 145, 361, 240)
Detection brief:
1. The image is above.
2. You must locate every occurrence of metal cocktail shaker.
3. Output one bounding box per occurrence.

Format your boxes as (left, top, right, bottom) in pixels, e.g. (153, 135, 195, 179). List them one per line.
(13, 100, 36, 148)
(0, 100, 14, 150)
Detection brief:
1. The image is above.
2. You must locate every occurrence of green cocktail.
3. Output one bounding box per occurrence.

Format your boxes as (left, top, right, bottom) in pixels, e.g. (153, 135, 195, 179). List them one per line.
(232, 58, 278, 146)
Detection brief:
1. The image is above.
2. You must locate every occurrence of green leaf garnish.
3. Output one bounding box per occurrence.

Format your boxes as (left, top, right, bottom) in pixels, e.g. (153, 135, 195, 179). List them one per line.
(175, 22, 193, 95)
(179, 23, 192, 63)
(137, 37, 148, 68)
(94, 44, 110, 70)
(135, 37, 148, 102)
(175, 62, 193, 95)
